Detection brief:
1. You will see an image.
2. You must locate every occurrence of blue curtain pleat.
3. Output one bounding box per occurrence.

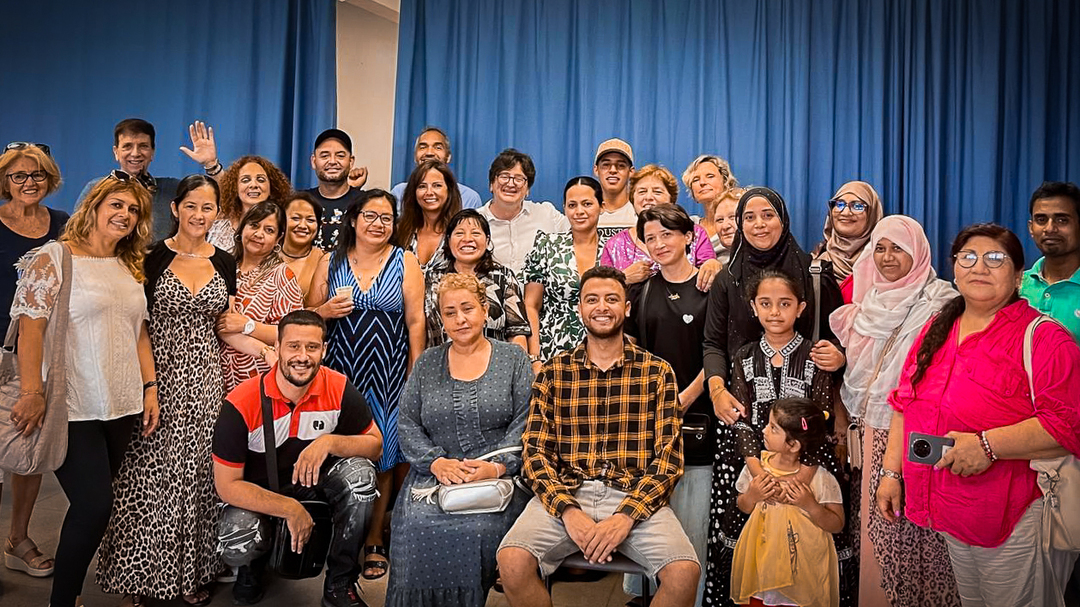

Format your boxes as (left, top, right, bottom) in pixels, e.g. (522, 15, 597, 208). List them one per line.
(393, 0, 1079, 268)
(2, 0, 336, 211)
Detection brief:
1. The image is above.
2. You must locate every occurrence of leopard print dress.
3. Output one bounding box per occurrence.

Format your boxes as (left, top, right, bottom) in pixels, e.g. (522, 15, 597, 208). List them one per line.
(96, 270, 228, 598)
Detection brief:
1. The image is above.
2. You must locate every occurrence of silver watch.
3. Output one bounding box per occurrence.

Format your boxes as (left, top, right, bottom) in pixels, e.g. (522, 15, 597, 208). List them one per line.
(242, 318, 256, 335)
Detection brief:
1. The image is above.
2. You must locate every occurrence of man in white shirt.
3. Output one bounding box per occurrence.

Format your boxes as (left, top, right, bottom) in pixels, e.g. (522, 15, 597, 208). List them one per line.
(390, 126, 483, 210)
(478, 148, 569, 274)
(593, 138, 636, 235)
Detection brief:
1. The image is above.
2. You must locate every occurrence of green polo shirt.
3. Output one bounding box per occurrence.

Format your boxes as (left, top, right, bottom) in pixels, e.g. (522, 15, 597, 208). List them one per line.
(1020, 258, 1080, 341)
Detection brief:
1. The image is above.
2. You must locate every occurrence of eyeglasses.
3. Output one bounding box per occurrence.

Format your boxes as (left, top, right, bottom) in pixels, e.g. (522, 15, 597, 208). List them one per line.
(5, 142, 51, 157)
(828, 199, 867, 213)
(360, 210, 394, 226)
(954, 250, 1008, 269)
(496, 173, 527, 187)
(6, 171, 47, 185)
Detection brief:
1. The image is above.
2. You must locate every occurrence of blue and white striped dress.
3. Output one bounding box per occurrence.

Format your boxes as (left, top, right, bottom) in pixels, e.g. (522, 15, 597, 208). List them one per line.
(324, 247, 408, 471)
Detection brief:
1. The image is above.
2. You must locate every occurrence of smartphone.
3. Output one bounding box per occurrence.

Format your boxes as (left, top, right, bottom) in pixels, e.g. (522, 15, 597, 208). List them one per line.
(907, 431, 954, 466)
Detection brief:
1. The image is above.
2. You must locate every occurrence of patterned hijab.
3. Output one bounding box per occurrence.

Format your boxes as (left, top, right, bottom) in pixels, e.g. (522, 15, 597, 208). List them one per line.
(819, 180, 884, 280)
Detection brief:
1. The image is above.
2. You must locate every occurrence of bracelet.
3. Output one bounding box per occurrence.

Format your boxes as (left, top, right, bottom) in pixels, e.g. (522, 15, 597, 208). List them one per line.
(19, 388, 44, 397)
(977, 431, 998, 463)
(260, 345, 276, 361)
(204, 161, 223, 176)
(879, 468, 902, 482)
(142, 380, 158, 393)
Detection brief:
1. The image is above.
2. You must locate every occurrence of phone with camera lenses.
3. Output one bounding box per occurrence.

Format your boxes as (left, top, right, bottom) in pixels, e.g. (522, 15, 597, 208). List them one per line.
(907, 432, 955, 466)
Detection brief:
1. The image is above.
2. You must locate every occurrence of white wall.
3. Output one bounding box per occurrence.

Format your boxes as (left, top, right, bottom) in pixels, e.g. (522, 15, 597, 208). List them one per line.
(336, 0, 400, 190)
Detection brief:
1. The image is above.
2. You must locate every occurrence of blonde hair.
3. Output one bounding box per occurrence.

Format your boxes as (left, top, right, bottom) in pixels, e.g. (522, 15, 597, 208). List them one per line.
(629, 164, 680, 205)
(681, 154, 739, 195)
(0, 147, 62, 201)
(436, 273, 487, 310)
(62, 176, 152, 283)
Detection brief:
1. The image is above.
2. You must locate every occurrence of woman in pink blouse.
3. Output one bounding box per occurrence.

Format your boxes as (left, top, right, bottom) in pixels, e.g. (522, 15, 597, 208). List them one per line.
(878, 223, 1080, 607)
(599, 164, 719, 291)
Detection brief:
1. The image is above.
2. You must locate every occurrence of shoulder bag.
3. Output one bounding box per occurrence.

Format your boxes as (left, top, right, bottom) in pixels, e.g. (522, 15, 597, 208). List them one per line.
(0, 242, 73, 475)
(1024, 316, 1080, 553)
(410, 446, 523, 514)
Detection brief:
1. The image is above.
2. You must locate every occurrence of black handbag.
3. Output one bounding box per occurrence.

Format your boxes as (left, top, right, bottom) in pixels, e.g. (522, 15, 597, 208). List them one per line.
(259, 373, 333, 580)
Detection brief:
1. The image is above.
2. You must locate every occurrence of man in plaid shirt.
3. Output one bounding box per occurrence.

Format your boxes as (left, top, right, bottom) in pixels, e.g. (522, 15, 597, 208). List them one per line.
(498, 266, 700, 607)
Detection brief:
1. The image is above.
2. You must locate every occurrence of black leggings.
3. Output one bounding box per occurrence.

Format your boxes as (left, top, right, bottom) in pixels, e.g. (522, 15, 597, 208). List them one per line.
(50, 415, 138, 607)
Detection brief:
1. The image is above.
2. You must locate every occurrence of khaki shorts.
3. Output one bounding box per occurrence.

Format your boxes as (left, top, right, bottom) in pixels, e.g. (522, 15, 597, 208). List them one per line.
(498, 480, 699, 582)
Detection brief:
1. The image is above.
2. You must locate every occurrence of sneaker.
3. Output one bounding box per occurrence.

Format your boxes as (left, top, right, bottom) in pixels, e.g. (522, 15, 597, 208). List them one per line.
(217, 565, 238, 583)
(232, 565, 265, 606)
(321, 581, 368, 607)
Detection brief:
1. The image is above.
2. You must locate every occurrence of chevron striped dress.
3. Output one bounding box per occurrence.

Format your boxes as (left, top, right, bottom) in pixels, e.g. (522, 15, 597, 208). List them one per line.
(324, 247, 408, 471)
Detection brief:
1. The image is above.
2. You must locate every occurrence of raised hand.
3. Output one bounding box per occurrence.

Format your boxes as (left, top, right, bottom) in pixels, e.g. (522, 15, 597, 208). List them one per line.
(180, 120, 220, 169)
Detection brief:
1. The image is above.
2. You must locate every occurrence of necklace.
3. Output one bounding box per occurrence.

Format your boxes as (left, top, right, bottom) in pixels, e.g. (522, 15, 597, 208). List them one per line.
(281, 246, 313, 260)
(166, 238, 210, 259)
(349, 246, 391, 288)
(663, 266, 698, 301)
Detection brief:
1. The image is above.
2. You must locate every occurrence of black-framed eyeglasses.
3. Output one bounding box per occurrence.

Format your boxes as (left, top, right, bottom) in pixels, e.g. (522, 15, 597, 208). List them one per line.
(6, 170, 47, 185)
(360, 210, 394, 226)
(5, 142, 51, 157)
(496, 173, 528, 187)
(954, 250, 1008, 269)
(828, 198, 867, 213)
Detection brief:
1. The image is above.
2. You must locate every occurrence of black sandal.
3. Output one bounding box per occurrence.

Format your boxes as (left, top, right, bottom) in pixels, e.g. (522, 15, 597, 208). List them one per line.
(361, 545, 388, 580)
(181, 587, 212, 607)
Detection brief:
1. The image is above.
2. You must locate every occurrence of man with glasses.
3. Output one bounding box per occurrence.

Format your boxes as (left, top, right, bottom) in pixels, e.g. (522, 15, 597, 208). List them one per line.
(78, 118, 222, 241)
(593, 138, 636, 237)
(304, 129, 369, 249)
(478, 148, 569, 274)
(1020, 181, 1080, 342)
(389, 126, 483, 210)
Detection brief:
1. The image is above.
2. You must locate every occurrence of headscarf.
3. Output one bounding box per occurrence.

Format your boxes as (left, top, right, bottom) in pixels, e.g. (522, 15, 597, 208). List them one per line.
(819, 181, 884, 280)
(726, 186, 804, 286)
(829, 215, 958, 428)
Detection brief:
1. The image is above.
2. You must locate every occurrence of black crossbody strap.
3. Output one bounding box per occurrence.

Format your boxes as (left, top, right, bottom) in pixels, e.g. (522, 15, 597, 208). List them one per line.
(259, 372, 280, 493)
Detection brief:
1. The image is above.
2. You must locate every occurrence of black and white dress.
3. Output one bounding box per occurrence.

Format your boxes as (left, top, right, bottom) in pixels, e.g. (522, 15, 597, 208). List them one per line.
(97, 245, 234, 599)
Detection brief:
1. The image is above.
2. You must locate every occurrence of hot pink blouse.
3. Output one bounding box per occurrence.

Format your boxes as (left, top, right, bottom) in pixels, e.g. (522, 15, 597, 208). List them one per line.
(888, 300, 1080, 547)
(600, 225, 716, 272)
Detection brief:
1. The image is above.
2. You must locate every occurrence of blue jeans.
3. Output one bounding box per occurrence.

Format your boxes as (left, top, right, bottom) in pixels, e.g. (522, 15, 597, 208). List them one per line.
(624, 464, 710, 605)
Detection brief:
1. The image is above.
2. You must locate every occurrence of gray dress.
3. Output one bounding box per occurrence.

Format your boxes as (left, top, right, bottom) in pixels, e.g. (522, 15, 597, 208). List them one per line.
(386, 340, 534, 607)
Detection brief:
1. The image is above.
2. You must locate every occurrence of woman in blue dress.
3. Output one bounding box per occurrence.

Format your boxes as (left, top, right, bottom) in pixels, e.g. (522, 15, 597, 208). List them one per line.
(308, 188, 426, 581)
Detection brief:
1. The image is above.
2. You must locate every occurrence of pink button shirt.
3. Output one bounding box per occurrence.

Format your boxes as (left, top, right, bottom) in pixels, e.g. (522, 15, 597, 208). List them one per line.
(888, 300, 1080, 547)
(599, 225, 715, 272)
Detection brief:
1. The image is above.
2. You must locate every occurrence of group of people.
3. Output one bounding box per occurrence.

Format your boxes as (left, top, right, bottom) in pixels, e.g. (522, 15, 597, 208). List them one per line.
(0, 118, 1078, 607)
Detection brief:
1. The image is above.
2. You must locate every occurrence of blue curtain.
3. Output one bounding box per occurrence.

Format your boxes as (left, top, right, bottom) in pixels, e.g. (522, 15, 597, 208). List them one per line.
(393, 0, 1080, 268)
(3, 0, 336, 212)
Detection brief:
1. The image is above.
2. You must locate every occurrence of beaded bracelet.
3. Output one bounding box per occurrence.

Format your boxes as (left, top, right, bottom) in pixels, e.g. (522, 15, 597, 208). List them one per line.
(977, 431, 998, 463)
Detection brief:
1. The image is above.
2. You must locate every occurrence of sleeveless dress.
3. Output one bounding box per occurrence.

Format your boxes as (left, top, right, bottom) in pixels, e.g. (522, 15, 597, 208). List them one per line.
(97, 270, 229, 598)
(323, 247, 409, 471)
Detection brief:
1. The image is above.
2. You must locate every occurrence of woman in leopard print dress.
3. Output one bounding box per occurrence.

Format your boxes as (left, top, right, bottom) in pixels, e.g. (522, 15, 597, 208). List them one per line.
(97, 176, 236, 605)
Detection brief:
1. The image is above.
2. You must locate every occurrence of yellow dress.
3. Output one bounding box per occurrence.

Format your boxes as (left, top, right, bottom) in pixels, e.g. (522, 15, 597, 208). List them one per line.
(730, 452, 840, 607)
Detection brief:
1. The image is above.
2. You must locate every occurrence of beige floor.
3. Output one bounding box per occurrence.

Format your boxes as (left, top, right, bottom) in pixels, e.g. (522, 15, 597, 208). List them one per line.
(0, 472, 632, 607)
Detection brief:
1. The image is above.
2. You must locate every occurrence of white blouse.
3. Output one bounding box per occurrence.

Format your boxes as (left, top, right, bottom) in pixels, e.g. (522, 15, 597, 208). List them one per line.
(10, 241, 147, 422)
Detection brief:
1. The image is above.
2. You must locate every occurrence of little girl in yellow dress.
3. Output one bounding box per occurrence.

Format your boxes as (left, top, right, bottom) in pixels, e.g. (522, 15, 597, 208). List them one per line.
(731, 398, 844, 607)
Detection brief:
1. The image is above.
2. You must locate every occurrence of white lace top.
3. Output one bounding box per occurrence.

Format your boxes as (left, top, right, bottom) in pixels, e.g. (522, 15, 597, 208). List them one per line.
(10, 241, 148, 421)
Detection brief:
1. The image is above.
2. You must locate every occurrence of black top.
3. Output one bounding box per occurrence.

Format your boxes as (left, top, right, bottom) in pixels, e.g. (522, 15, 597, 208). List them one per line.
(625, 272, 715, 465)
(0, 207, 69, 337)
(143, 240, 237, 315)
(304, 186, 366, 250)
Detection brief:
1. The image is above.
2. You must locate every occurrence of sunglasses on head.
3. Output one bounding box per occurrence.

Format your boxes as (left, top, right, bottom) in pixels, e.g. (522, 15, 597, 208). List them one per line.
(5, 142, 51, 157)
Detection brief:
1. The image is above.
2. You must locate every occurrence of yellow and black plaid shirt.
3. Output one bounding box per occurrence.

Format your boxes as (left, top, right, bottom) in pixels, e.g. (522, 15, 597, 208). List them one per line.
(523, 339, 683, 521)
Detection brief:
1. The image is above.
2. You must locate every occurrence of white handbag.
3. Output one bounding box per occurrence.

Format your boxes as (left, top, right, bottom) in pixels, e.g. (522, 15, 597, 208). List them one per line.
(410, 446, 523, 514)
(1023, 316, 1080, 553)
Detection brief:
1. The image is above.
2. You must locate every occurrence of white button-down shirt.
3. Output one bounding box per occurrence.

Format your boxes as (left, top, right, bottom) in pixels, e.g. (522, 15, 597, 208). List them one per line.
(478, 200, 570, 274)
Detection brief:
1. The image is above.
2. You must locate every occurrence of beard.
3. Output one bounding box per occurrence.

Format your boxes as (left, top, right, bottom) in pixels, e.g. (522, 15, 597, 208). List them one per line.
(280, 359, 320, 387)
(316, 167, 347, 185)
(584, 316, 625, 340)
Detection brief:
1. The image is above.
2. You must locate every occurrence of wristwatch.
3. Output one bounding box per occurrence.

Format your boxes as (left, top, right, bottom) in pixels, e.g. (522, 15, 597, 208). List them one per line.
(242, 318, 256, 335)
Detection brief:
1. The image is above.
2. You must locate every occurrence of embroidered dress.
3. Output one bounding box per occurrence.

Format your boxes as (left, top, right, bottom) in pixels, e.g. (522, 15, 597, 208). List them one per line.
(705, 335, 855, 607)
(522, 231, 607, 362)
(323, 248, 409, 471)
(220, 262, 303, 393)
(422, 260, 530, 347)
(97, 270, 230, 598)
(385, 342, 533, 607)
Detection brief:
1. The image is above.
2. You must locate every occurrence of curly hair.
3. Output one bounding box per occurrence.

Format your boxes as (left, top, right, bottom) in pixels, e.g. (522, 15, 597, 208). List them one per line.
(629, 164, 680, 206)
(910, 223, 1025, 389)
(62, 175, 152, 283)
(0, 146, 62, 201)
(436, 272, 488, 311)
(218, 155, 293, 223)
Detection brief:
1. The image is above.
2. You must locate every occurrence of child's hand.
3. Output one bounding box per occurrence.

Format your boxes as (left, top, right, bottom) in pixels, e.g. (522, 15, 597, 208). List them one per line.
(785, 480, 818, 510)
(747, 473, 783, 505)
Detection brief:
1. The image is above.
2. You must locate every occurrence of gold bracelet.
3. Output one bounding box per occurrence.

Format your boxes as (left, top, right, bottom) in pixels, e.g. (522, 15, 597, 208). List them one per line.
(19, 388, 44, 397)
